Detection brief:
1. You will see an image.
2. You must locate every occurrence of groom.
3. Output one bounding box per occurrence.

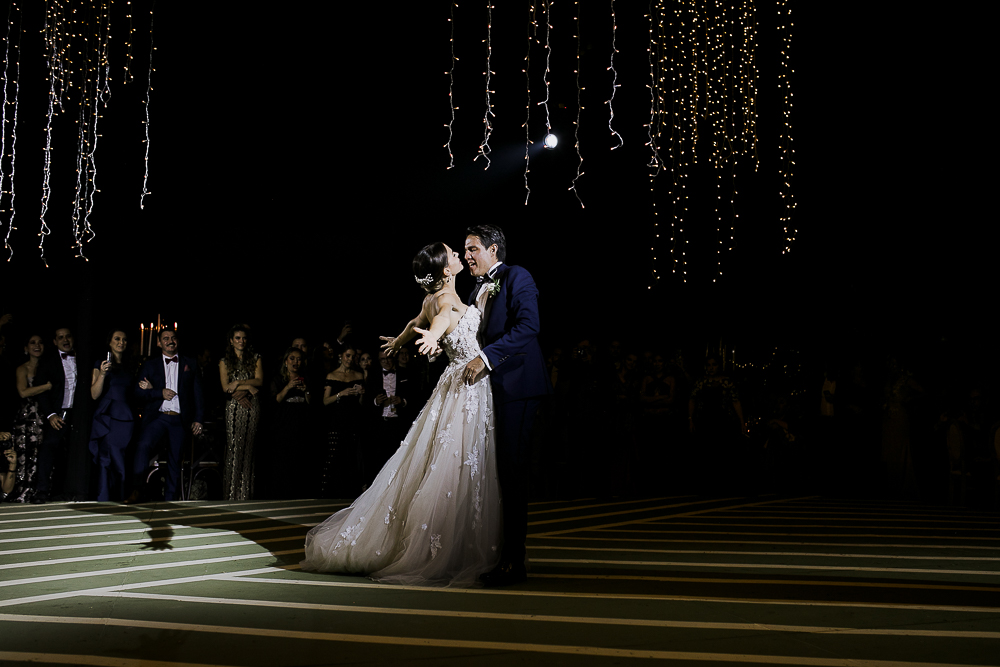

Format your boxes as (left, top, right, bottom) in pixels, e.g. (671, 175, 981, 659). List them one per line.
(462, 224, 551, 585)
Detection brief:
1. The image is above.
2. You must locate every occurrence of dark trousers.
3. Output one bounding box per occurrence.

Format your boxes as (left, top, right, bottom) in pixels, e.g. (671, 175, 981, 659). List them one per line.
(37, 413, 74, 497)
(93, 419, 134, 502)
(495, 397, 541, 567)
(132, 414, 184, 501)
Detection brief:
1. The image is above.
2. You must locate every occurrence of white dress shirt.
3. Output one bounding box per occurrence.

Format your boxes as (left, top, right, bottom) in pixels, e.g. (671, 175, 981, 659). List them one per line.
(60, 353, 77, 410)
(161, 354, 181, 413)
(378, 370, 400, 418)
(476, 261, 503, 370)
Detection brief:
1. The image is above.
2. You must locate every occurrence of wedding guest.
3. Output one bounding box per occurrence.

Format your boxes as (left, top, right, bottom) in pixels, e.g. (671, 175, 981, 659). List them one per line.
(291, 337, 309, 355)
(1, 437, 16, 500)
(8, 335, 51, 503)
(358, 351, 374, 383)
(89, 330, 135, 502)
(364, 349, 413, 486)
(269, 347, 312, 498)
(689, 355, 745, 491)
(35, 327, 88, 503)
(321, 346, 365, 497)
(219, 324, 263, 501)
(129, 328, 204, 503)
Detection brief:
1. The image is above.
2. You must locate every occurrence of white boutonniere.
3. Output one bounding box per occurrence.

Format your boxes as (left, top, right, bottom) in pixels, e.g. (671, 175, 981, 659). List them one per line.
(486, 277, 501, 298)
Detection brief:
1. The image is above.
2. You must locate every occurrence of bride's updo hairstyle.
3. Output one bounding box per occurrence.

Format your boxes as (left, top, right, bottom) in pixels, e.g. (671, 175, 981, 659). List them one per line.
(412, 242, 449, 293)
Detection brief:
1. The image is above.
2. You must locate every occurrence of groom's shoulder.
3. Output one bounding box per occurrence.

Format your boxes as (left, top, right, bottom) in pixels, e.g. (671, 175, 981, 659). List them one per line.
(504, 264, 535, 282)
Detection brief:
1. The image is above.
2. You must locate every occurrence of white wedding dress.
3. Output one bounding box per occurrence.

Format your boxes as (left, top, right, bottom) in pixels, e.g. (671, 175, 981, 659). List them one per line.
(301, 305, 502, 587)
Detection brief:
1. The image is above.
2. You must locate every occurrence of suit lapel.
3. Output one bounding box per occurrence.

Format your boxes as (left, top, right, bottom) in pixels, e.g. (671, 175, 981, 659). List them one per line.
(478, 264, 508, 340)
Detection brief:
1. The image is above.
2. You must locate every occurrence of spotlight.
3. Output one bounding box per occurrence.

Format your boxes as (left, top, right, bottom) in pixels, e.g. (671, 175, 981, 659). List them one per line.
(543, 133, 558, 149)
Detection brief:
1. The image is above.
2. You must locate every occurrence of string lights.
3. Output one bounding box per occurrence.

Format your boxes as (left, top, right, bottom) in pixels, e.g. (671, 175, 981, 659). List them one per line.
(474, 1, 494, 169)
(605, 0, 622, 151)
(778, 0, 796, 253)
(521, 1, 537, 204)
(443, 2, 457, 169)
(537, 1, 553, 151)
(568, 0, 583, 208)
(140, 1, 154, 209)
(1, 1, 21, 260)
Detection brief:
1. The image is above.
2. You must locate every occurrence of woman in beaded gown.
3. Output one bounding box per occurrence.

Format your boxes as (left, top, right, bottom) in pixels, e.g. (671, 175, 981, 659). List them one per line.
(7, 335, 52, 503)
(302, 242, 501, 588)
(219, 324, 263, 500)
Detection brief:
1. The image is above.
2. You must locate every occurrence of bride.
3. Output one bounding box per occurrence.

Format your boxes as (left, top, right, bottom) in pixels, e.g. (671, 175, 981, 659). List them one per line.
(301, 242, 501, 587)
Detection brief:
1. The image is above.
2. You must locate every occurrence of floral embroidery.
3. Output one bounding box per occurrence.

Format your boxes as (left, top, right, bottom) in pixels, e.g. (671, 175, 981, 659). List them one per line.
(464, 444, 479, 480)
(447, 491, 452, 498)
(431, 464, 437, 471)
(430, 533, 442, 559)
(421, 523, 428, 531)
(333, 516, 365, 550)
(384, 505, 395, 525)
(387, 469, 397, 488)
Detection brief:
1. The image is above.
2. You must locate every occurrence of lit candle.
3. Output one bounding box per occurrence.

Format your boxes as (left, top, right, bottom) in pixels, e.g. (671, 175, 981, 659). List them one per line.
(140, 324, 144, 353)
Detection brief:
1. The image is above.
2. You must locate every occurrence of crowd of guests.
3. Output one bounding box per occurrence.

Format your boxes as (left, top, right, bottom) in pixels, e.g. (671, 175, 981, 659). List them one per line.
(2, 310, 999, 507)
(535, 337, 1000, 507)
(0, 313, 438, 504)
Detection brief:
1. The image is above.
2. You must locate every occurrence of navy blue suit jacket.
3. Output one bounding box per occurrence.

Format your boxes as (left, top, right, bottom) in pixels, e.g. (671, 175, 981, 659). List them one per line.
(468, 264, 552, 404)
(134, 354, 204, 427)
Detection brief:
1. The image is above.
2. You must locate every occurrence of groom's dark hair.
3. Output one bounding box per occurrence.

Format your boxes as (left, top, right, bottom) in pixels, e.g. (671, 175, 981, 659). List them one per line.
(467, 224, 506, 262)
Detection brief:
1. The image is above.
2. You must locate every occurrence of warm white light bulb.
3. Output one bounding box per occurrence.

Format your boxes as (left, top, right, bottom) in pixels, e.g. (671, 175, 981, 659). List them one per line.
(543, 133, 558, 149)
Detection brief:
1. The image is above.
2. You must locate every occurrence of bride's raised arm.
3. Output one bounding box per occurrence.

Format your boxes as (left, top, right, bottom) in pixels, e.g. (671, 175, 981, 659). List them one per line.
(413, 292, 460, 356)
(379, 295, 434, 357)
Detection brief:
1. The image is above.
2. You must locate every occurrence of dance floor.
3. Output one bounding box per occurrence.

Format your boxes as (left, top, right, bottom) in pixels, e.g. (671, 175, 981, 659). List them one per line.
(2, 495, 1000, 666)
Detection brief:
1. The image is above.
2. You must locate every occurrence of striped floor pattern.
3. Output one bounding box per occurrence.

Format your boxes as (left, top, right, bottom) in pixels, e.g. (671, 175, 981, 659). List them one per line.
(2, 494, 1000, 666)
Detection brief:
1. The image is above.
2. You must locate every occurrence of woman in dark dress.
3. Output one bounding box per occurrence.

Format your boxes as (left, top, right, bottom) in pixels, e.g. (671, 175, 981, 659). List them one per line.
(89, 330, 135, 502)
(321, 346, 365, 497)
(8, 334, 52, 503)
(270, 347, 311, 498)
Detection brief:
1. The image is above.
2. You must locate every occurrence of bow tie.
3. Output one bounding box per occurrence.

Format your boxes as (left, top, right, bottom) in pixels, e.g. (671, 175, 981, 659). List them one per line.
(382, 369, 395, 376)
(60, 351, 75, 359)
(164, 356, 179, 364)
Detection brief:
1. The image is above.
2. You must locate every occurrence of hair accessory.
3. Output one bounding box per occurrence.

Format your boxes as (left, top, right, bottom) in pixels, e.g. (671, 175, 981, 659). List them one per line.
(415, 274, 435, 286)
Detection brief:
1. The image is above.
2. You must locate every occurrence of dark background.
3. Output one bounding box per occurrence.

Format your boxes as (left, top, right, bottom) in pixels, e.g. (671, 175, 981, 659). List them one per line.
(0, 1, 988, 375)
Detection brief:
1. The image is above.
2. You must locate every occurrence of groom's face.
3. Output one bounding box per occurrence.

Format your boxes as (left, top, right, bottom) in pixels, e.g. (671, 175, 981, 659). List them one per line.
(464, 235, 497, 278)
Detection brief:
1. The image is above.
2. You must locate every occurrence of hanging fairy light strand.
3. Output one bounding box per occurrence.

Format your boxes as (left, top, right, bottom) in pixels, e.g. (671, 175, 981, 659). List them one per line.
(38, 0, 66, 267)
(537, 1, 553, 143)
(0, 1, 17, 258)
(644, 1, 665, 287)
(521, 1, 537, 205)
(778, 0, 796, 253)
(1, 1, 20, 260)
(140, 2, 154, 209)
(474, 1, 495, 169)
(605, 0, 622, 150)
(568, 0, 583, 208)
(443, 2, 457, 170)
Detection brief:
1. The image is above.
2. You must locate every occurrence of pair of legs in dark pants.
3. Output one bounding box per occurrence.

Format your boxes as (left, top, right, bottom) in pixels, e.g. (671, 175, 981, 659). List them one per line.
(92, 419, 134, 502)
(494, 398, 541, 568)
(36, 414, 74, 499)
(132, 413, 184, 501)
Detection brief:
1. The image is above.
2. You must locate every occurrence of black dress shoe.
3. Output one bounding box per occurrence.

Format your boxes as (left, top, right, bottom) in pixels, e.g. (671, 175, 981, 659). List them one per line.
(123, 490, 142, 505)
(30, 493, 48, 505)
(480, 561, 528, 587)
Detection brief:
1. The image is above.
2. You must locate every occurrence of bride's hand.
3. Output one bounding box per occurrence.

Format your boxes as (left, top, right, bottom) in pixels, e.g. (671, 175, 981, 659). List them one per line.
(379, 336, 399, 356)
(412, 327, 440, 357)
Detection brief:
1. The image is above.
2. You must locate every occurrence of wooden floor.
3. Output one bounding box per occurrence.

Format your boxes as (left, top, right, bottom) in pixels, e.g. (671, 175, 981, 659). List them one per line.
(2, 494, 1000, 666)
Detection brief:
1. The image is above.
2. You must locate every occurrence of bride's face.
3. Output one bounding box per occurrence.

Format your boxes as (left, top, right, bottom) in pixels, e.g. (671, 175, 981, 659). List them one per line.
(443, 244, 463, 278)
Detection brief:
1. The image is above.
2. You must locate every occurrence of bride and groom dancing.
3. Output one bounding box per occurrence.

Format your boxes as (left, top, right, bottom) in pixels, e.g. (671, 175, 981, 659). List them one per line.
(301, 224, 550, 587)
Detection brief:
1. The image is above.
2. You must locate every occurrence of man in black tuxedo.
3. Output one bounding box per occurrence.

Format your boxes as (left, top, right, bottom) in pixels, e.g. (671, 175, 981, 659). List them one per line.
(34, 327, 89, 503)
(127, 328, 204, 503)
(364, 348, 415, 484)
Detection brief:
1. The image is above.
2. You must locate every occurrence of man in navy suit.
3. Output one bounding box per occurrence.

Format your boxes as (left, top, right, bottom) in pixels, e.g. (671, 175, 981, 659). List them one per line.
(462, 224, 551, 585)
(127, 328, 204, 503)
